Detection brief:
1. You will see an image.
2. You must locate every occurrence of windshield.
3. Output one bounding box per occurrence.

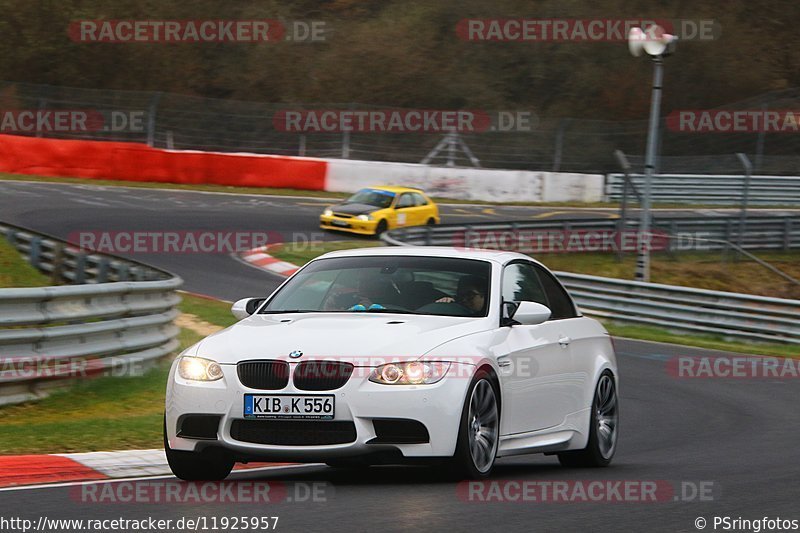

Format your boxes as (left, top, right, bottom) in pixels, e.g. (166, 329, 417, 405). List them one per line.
(346, 189, 395, 208)
(262, 256, 492, 317)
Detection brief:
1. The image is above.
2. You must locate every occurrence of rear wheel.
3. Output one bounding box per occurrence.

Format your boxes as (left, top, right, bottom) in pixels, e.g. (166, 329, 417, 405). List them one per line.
(558, 371, 618, 467)
(164, 417, 234, 481)
(449, 372, 499, 479)
(426, 217, 436, 225)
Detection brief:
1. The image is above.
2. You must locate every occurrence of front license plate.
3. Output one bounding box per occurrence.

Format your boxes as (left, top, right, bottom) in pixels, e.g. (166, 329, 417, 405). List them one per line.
(330, 220, 350, 227)
(244, 394, 334, 420)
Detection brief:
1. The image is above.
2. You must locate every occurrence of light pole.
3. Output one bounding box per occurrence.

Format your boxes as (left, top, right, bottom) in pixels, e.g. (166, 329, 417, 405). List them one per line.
(628, 26, 677, 282)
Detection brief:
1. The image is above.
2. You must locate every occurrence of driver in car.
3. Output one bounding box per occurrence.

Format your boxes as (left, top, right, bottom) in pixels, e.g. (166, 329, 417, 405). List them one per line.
(429, 275, 487, 315)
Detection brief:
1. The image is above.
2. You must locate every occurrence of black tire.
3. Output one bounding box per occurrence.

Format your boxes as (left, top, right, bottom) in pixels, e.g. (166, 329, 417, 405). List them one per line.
(164, 417, 234, 481)
(449, 371, 500, 479)
(558, 371, 618, 468)
(375, 219, 388, 235)
(426, 217, 436, 225)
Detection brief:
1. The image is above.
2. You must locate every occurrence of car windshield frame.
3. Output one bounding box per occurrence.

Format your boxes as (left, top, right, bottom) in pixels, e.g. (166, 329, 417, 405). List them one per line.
(345, 188, 396, 208)
(260, 255, 493, 318)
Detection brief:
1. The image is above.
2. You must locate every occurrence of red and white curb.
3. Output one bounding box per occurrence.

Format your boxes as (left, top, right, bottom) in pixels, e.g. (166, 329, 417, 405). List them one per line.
(238, 243, 300, 277)
(0, 450, 290, 488)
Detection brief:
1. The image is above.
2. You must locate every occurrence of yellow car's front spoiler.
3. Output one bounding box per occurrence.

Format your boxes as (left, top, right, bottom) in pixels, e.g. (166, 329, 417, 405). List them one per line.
(320, 216, 380, 235)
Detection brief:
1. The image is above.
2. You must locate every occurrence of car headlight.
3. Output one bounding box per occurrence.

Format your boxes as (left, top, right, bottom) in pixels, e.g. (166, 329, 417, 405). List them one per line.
(369, 361, 450, 385)
(178, 356, 224, 381)
(323, 209, 333, 217)
(356, 214, 373, 221)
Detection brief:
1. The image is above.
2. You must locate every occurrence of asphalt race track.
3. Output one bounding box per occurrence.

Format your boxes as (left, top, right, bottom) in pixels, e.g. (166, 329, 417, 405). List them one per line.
(1, 181, 799, 532)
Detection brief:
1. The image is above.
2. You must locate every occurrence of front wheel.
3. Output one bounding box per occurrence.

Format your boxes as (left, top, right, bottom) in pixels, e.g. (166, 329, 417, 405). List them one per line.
(558, 371, 618, 467)
(449, 372, 500, 479)
(374, 219, 388, 236)
(164, 417, 234, 481)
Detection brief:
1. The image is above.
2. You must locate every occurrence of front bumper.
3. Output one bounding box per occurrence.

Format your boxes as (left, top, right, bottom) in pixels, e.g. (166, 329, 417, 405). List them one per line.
(319, 214, 378, 235)
(165, 360, 472, 461)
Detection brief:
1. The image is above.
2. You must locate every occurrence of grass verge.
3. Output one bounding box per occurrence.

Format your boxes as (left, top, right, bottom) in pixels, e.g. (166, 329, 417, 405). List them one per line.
(271, 241, 798, 357)
(0, 238, 51, 288)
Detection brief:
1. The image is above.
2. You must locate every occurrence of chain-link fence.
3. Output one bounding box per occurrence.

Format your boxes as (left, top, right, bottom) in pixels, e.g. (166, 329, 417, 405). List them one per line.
(1, 81, 798, 175)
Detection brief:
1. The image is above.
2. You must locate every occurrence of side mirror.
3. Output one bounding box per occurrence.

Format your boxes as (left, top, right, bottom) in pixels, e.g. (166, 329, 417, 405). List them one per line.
(231, 297, 267, 320)
(511, 301, 551, 325)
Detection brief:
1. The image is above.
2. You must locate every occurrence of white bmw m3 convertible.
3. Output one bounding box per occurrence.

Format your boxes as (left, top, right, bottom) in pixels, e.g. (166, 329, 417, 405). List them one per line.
(165, 247, 619, 480)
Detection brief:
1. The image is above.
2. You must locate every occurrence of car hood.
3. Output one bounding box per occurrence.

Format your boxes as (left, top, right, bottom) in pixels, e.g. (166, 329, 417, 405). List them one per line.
(195, 313, 488, 364)
(330, 202, 381, 215)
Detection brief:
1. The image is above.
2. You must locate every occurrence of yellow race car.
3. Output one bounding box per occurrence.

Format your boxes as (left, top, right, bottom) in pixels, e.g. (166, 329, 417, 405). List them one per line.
(320, 186, 440, 236)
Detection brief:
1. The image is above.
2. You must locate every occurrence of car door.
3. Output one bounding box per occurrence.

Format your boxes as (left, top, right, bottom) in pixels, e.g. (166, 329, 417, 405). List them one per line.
(495, 261, 577, 434)
(532, 264, 593, 411)
(411, 192, 434, 225)
(394, 192, 416, 227)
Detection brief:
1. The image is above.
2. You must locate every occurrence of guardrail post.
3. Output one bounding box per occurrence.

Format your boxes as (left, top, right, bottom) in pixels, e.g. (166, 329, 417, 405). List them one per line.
(341, 130, 350, 159)
(50, 242, 65, 284)
(117, 263, 129, 281)
(425, 225, 433, 246)
(667, 220, 677, 258)
(97, 257, 110, 283)
(735, 153, 753, 258)
(722, 219, 735, 263)
(552, 119, 569, 172)
(146, 92, 162, 147)
(29, 237, 42, 269)
(6, 229, 17, 247)
(74, 252, 87, 284)
(784, 219, 792, 251)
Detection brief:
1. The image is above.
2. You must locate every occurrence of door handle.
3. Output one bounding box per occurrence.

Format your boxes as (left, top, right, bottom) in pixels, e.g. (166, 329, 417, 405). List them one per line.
(558, 336, 571, 347)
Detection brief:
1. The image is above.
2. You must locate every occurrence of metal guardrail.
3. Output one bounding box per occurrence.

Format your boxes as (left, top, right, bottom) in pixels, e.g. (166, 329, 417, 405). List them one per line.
(556, 272, 800, 345)
(383, 220, 800, 344)
(605, 173, 800, 205)
(0, 222, 183, 405)
(386, 215, 800, 252)
(2, 224, 170, 284)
